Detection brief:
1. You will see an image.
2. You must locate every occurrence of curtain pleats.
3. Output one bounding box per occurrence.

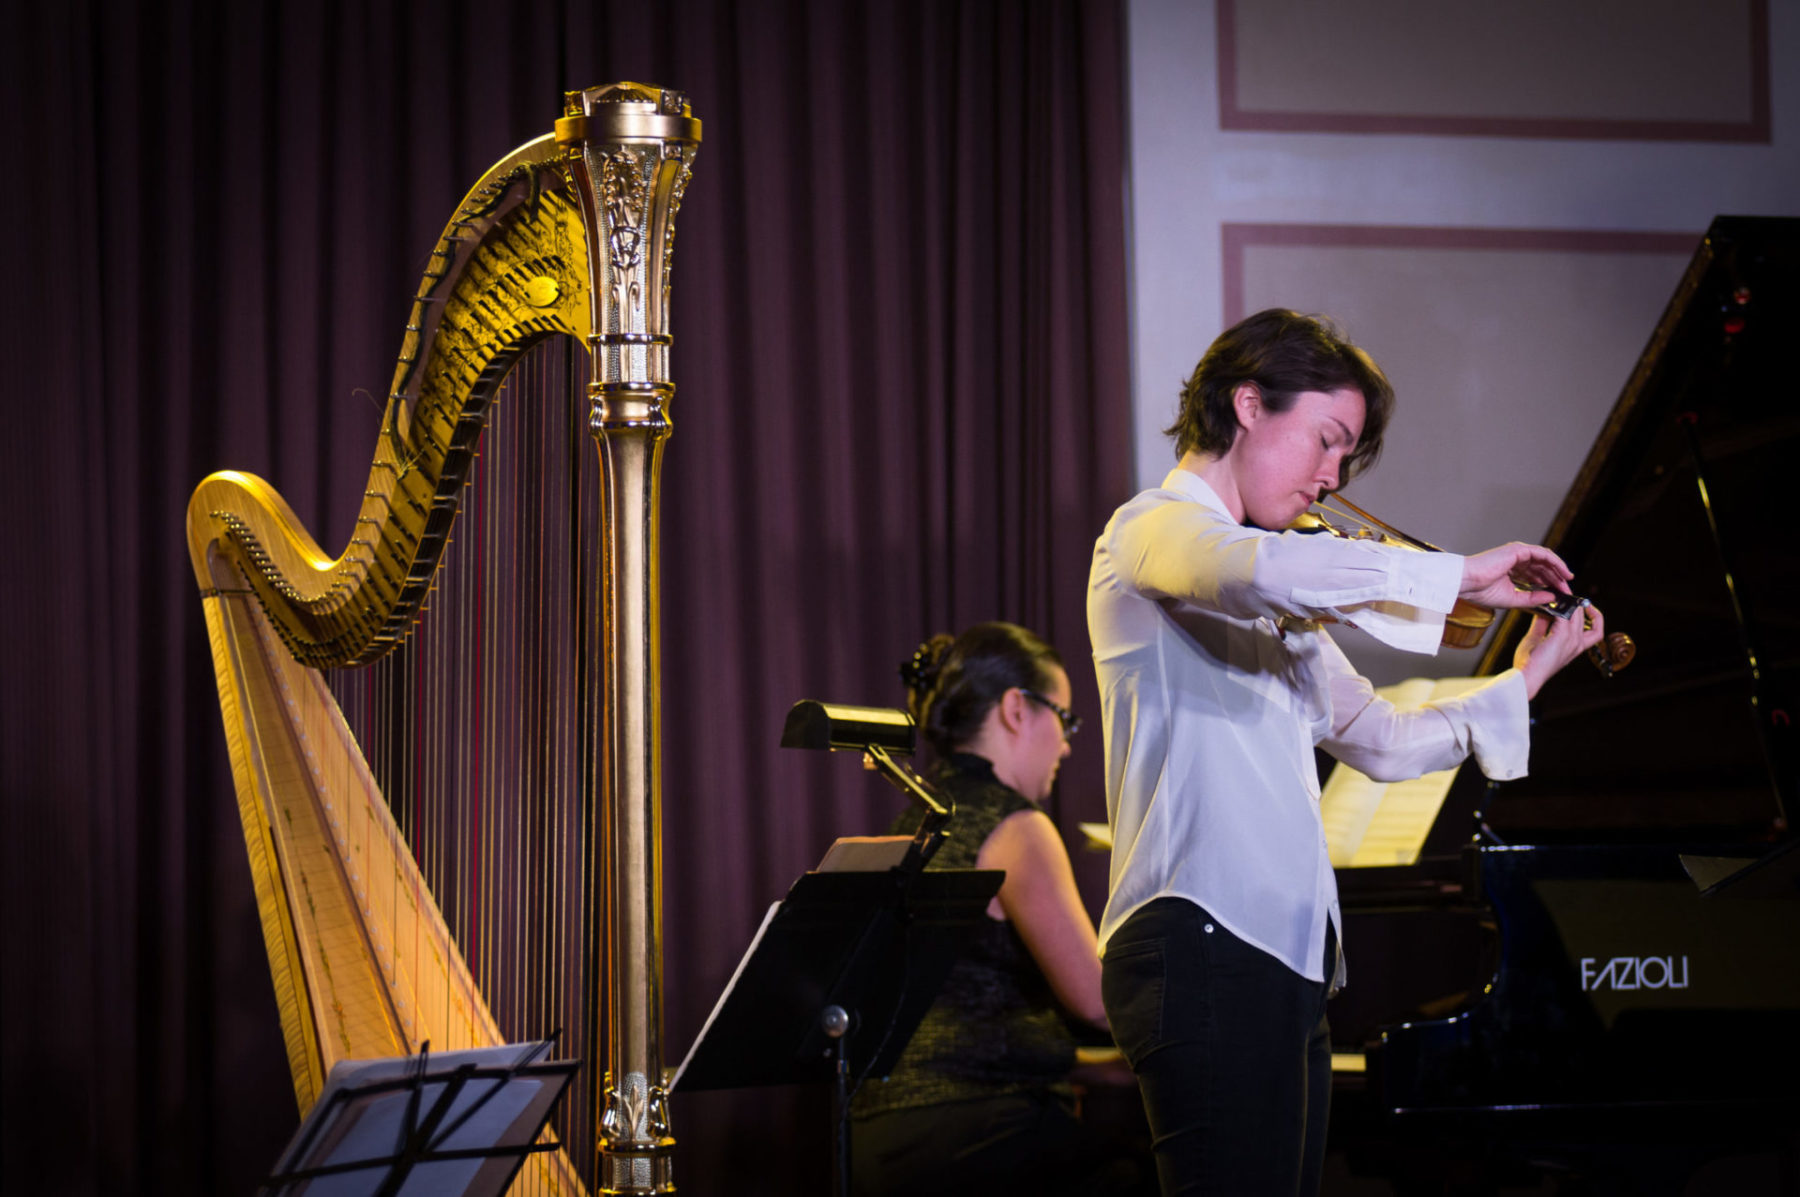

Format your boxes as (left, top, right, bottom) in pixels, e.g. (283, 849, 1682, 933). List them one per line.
(1, 1, 1131, 1191)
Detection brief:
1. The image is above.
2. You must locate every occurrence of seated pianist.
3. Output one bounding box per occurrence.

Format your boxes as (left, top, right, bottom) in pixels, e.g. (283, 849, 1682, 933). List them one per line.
(849, 622, 1152, 1197)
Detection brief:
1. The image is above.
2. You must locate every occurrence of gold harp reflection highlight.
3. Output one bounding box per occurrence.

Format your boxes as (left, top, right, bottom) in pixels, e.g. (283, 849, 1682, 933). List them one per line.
(187, 84, 699, 1194)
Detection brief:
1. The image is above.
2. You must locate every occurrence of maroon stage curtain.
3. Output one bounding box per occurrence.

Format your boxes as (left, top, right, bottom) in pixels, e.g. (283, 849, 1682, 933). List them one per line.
(1, 1, 1131, 1191)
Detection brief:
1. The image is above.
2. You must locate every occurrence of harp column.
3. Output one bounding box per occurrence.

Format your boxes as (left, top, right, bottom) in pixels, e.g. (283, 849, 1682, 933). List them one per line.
(558, 83, 700, 1195)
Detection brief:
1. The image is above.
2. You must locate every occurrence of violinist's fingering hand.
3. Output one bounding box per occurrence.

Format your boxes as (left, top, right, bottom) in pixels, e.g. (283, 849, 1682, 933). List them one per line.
(1460, 542, 1574, 610)
(1514, 602, 1608, 699)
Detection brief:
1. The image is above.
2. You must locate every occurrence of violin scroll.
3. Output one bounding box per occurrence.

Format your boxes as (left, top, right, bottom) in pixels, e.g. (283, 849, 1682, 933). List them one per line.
(1591, 633, 1636, 677)
(1536, 595, 1635, 677)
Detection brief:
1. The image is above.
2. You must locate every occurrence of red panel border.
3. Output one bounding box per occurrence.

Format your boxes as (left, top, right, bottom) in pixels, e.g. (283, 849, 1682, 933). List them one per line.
(1215, 0, 1770, 144)
(1220, 223, 1703, 325)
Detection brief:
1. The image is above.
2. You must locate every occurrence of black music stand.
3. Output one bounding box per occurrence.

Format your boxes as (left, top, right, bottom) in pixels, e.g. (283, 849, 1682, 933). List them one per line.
(672, 864, 1002, 1195)
(259, 1041, 578, 1197)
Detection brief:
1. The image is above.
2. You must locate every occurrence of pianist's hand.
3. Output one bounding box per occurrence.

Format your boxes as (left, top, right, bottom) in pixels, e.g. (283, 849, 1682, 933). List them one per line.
(1514, 603, 1608, 699)
(1460, 542, 1574, 610)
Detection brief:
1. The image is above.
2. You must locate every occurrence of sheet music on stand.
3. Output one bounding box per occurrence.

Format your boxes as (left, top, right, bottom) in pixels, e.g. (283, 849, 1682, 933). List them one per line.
(670, 850, 1000, 1197)
(259, 1041, 577, 1197)
(671, 862, 1000, 1093)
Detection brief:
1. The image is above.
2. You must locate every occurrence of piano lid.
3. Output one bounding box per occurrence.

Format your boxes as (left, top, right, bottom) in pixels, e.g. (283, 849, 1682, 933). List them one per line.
(1455, 216, 1800, 845)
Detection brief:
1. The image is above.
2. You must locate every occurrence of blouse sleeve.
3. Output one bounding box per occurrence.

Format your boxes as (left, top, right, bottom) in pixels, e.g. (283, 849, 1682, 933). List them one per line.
(1108, 497, 1466, 654)
(1318, 635, 1531, 783)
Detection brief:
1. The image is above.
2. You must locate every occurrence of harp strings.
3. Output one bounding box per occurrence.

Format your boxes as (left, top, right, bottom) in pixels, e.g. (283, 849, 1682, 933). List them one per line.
(327, 336, 603, 1190)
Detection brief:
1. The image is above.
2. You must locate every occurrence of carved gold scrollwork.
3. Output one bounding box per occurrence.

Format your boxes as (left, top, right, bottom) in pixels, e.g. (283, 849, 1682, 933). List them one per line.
(599, 1071, 674, 1193)
(600, 148, 648, 313)
(660, 145, 693, 312)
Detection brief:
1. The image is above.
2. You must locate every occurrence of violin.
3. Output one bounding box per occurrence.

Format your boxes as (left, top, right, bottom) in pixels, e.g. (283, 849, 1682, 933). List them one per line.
(1292, 494, 1635, 677)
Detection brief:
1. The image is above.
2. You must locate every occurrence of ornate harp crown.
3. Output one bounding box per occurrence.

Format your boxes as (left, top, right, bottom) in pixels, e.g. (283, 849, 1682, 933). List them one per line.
(186, 84, 698, 1194)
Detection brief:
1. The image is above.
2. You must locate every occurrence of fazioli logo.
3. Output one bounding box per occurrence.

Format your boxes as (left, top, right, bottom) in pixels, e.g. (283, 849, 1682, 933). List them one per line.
(1579, 955, 1689, 991)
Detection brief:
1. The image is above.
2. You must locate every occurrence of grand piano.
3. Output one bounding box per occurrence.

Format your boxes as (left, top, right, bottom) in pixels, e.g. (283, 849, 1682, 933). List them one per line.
(1329, 216, 1800, 1188)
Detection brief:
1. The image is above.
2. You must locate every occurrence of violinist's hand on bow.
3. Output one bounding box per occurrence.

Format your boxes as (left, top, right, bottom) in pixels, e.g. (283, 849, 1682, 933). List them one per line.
(1514, 602, 1608, 699)
(1460, 542, 1574, 610)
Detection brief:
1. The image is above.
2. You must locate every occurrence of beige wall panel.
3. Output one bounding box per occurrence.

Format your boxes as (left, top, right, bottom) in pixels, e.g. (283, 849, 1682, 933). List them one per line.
(1229, 229, 1694, 682)
(1222, 0, 1766, 139)
(1125, 0, 1799, 682)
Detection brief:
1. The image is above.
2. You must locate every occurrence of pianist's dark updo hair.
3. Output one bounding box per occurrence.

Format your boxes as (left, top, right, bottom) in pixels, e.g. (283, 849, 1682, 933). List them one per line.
(900, 622, 1064, 758)
(1166, 308, 1394, 486)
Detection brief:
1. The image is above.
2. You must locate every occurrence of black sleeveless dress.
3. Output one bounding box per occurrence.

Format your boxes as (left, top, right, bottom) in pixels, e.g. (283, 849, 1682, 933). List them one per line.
(851, 752, 1078, 1118)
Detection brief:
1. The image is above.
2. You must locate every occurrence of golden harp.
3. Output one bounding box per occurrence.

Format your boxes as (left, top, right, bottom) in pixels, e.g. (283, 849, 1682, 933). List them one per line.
(185, 84, 698, 1194)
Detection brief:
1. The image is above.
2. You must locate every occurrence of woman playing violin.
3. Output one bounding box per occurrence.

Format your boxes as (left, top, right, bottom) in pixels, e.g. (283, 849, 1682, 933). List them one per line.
(1086, 308, 1607, 1195)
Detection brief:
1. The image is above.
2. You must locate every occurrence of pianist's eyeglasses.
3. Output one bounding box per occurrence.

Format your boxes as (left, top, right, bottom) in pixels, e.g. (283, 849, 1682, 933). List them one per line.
(1020, 689, 1081, 740)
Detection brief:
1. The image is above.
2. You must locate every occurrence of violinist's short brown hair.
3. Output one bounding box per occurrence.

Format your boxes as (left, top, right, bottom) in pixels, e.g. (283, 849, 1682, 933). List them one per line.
(1165, 309, 1394, 485)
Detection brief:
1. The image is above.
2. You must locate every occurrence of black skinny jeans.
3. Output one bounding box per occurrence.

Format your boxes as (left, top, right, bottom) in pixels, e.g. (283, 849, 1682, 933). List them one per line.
(1101, 897, 1334, 1195)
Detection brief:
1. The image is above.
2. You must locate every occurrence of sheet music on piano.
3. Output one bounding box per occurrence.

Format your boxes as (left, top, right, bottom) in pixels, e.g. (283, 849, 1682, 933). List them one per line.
(1072, 675, 1487, 866)
(1320, 676, 1487, 868)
